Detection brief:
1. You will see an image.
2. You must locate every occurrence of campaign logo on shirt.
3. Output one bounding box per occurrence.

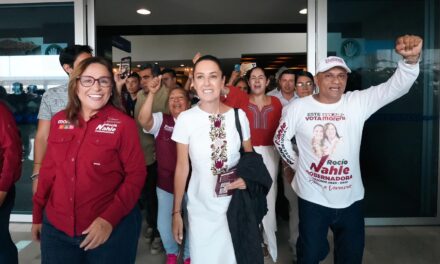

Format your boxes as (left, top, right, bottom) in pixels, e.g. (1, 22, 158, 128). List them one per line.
(57, 119, 74, 130)
(106, 117, 121, 124)
(95, 123, 118, 134)
(164, 124, 174, 132)
(306, 122, 352, 191)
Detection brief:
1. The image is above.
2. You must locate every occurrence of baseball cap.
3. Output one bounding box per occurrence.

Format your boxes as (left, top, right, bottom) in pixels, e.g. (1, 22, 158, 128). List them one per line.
(316, 56, 351, 74)
(275, 66, 288, 80)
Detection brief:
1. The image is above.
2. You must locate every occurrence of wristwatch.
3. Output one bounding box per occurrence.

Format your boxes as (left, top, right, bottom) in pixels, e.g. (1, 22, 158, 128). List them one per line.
(30, 173, 39, 181)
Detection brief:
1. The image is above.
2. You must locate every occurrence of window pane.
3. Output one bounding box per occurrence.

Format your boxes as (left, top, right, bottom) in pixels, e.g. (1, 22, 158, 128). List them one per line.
(0, 2, 74, 214)
(328, 0, 439, 217)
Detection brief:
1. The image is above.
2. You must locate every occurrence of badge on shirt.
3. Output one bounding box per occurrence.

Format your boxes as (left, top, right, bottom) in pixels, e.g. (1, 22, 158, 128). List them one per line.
(57, 119, 74, 130)
(95, 123, 118, 134)
(164, 124, 174, 132)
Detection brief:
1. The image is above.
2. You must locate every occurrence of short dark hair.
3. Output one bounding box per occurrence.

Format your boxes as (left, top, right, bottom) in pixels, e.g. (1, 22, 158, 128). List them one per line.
(140, 63, 153, 71)
(59, 45, 93, 68)
(127, 72, 140, 80)
(193, 55, 224, 76)
(278, 69, 296, 81)
(295, 70, 314, 83)
(161, 68, 176, 78)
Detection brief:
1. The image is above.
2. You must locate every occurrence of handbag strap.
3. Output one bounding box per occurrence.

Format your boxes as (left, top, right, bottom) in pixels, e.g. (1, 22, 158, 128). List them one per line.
(234, 108, 245, 153)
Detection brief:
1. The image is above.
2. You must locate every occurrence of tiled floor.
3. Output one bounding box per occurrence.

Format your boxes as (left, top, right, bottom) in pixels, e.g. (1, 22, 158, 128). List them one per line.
(11, 220, 440, 264)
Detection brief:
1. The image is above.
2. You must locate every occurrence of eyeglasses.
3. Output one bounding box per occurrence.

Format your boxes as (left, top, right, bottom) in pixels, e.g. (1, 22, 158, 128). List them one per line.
(296, 81, 314, 88)
(77, 76, 113, 88)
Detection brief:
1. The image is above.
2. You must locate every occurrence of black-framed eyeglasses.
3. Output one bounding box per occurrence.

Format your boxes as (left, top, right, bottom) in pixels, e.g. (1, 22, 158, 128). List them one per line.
(296, 81, 313, 88)
(77, 76, 113, 88)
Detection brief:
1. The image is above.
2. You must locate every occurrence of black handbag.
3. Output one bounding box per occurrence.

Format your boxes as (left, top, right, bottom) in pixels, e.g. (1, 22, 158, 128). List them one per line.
(228, 108, 273, 264)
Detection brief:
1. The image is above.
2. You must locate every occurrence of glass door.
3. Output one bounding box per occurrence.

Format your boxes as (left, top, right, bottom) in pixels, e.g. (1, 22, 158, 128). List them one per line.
(317, 0, 440, 224)
(0, 0, 91, 222)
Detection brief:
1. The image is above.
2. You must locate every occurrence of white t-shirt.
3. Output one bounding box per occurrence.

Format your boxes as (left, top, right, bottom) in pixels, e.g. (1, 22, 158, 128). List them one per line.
(274, 60, 419, 208)
(143, 112, 176, 138)
(267, 89, 296, 107)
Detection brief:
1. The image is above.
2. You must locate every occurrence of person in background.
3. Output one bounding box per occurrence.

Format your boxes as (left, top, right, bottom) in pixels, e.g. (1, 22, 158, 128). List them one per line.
(267, 69, 296, 106)
(134, 63, 170, 254)
(222, 66, 282, 262)
(233, 77, 249, 93)
(274, 35, 422, 264)
(32, 57, 146, 264)
(31, 45, 92, 194)
(281, 70, 315, 262)
(161, 68, 178, 90)
(0, 102, 22, 264)
(227, 66, 250, 94)
(294, 70, 315, 98)
(172, 55, 253, 264)
(115, 72, 141, 117)
(138, 77, 191, 264)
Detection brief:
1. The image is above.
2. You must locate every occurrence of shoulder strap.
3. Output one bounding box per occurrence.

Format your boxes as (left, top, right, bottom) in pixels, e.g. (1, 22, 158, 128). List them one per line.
(234, 108, 245, 154)
(234, 108, 243, 143)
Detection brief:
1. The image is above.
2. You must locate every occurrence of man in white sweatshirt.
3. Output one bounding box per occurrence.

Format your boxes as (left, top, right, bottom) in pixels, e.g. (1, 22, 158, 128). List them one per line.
(274, 35, 422, 264)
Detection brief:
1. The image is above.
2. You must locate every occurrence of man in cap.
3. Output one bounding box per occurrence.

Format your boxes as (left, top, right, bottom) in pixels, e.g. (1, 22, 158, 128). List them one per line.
(274, 35, 422, 263)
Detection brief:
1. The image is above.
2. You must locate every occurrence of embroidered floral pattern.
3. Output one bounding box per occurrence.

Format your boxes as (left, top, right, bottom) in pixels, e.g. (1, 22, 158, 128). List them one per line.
(209, 114, 228, 175)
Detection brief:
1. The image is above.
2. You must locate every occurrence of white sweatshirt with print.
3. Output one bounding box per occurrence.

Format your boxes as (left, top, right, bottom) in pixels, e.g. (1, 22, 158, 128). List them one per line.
(274, 60, 419, 208)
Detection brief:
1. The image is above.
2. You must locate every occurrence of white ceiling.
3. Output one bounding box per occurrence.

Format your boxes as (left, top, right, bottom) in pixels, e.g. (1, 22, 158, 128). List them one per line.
(95, 0, 308, 26)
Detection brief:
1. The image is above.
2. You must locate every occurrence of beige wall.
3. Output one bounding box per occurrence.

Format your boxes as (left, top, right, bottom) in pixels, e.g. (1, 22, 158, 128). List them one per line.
(112, 33, 307, 62)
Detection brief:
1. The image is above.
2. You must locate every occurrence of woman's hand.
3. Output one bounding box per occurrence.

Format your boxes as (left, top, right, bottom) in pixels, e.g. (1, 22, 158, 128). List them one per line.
(31, 223, 42, 242)
(172, 213, 184, 245)
(79, 217, 113, 251)
(228, 177, 247, 190)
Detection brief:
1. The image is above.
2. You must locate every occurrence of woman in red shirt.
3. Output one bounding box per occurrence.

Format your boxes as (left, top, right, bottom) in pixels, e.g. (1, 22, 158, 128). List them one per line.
(0, 102, 22, 264)
(31, 57, 146, 264)
(223, 66, 282, 262)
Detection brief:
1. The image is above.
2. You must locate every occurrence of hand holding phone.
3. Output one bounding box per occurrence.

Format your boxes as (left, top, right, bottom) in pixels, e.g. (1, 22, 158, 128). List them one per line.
(119, 57, 131, 79)
(152, 63, 161, 77)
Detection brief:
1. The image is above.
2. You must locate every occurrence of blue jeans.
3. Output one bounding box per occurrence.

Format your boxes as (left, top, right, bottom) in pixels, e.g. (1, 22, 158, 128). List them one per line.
(0, 185, 18, 264)
(296, 198, 364, 264)
(157, 187, 189, 259)
(41, 206, 142, 264)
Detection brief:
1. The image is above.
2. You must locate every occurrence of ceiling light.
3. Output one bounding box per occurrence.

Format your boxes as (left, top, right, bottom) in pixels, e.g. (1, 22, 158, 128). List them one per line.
(180, 64, 185, 67)
(299, 8, 307, 15)
(137, 64, 141, 67)
(137, 8, 151, 15)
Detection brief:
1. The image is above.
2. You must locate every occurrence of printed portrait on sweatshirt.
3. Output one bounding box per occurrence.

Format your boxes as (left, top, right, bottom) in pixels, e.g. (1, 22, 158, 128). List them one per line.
(311, 122, 342, 158)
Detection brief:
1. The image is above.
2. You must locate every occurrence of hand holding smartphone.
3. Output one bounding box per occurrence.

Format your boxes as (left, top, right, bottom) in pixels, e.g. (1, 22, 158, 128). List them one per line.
(119, 57, 131, 79)
(152, 63, 161, 77)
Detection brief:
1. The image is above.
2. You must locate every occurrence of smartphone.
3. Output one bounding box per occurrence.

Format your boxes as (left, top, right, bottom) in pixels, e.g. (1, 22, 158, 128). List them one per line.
(152, 63, 161, 77)
(119, 57, 131, 79)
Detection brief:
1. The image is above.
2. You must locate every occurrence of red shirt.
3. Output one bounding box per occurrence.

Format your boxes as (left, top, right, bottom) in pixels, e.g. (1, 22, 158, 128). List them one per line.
(0, 102, 22, 192)
(33, 105, 146, 237)
(223, 86, 282, 146)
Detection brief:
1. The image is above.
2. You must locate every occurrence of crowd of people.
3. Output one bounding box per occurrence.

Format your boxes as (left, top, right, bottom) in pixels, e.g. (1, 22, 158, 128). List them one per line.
(0, 34, 422, 264)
